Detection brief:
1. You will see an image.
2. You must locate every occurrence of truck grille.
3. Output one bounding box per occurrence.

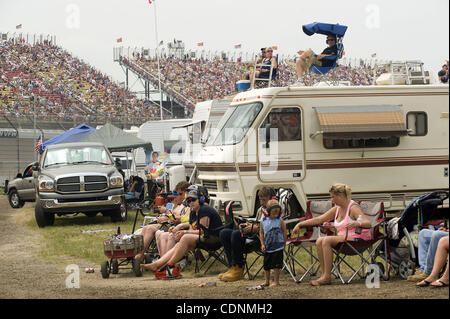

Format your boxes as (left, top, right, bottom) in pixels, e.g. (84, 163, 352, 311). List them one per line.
(202, 180, 218, 191)
(56, 175, 108, 193)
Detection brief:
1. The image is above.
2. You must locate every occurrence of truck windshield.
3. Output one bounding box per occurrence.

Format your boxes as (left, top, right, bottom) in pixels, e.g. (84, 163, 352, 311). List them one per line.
(43, 146, 113, 168)
(207, 102, 262, 146)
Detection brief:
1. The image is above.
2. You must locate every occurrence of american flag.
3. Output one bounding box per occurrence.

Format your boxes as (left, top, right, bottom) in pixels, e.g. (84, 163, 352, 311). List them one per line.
(35, 136, 42, 153)
(116, 37, 123, 43)
(234, 44, 241, 49)
(197, 42, 204, 47)
(16, 24, 22, 29)
(371, 53, 377, 58)
(159, 40, 164, 46)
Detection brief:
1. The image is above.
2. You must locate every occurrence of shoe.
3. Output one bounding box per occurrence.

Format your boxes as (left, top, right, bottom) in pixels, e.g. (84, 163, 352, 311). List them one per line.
(163, 264, 182, 280)
(431, 280, 449, 288)
(407, 270, 428, 282)
(221, 265, 244, 282)
(218, 265, 236, 280)
(154, 266, 167, 280)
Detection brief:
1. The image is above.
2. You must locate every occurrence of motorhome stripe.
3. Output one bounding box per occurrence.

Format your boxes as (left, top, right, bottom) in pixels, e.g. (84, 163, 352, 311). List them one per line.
(261, 91, 448, 100)
(196, 155, 448, 171)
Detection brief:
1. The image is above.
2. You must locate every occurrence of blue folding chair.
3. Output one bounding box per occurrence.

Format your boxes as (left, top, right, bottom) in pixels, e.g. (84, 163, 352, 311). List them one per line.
(301, 22, 348, 76)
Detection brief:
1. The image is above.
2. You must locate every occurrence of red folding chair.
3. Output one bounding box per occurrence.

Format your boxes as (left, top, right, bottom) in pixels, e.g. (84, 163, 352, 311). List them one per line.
(331, 201, 390, 284)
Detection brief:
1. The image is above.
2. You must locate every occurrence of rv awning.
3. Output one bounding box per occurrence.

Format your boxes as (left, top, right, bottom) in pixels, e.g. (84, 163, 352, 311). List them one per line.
(314, 105, 408, 139)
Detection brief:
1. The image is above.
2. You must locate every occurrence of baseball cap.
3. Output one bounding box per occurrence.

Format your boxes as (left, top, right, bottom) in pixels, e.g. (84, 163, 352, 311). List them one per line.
(438, 70, 446, 77)
(187, 189, 198, 200)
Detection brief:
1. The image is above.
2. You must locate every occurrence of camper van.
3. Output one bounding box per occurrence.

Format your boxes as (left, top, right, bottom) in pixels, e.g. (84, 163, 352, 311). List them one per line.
(193, 84, 449, 217)
(168, 99, 232, 185)
(134, 119, 191, 171)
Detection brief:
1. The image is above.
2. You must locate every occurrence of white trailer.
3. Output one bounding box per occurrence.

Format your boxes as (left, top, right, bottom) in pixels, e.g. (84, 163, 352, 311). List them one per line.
(194, 83, 449, 216)
(135, 119, 191, 170)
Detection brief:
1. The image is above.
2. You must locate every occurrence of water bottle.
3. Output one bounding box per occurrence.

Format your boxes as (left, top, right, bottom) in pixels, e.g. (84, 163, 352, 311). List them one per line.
(355, 216, 362, 234)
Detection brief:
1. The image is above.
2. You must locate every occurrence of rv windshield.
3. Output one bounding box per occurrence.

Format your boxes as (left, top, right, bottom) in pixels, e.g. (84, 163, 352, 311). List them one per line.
(208, 102, 262, 146)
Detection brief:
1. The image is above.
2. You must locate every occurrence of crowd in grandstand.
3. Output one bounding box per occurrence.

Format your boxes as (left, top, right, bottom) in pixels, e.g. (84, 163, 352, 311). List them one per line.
(0, 40, 160, 122)
(2, 39, 397, 123)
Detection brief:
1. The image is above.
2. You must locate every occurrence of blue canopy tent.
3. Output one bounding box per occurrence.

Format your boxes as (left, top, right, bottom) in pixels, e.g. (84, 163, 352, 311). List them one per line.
(302, 22, 348, 75)
(40, 123, 96, 152)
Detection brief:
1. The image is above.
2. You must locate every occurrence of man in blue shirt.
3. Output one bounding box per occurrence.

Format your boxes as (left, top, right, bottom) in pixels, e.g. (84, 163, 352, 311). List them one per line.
(295, 34, 338, 83)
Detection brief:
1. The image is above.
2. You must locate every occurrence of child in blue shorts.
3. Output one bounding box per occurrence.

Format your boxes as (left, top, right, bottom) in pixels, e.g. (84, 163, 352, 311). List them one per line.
(259, 199, 287, 287)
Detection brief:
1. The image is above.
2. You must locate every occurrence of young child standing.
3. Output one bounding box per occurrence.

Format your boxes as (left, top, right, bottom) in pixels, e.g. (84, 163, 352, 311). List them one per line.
(259, 199, 287, 287)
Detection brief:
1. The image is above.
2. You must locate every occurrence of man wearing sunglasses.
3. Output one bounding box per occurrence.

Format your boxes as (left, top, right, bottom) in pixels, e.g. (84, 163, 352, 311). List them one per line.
(295, 34, 338, 83)
(141, 187, 223, 279)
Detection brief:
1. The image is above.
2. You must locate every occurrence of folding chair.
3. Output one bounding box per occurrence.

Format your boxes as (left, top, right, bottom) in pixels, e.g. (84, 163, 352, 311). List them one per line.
(331, 201, 390, 284)
(242, 230, 265, 280)
(283, 200, 335, 283)
(194, 201, 235, 275)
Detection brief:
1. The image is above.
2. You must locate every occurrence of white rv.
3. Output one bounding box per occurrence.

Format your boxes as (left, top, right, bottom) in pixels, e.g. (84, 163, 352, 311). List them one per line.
(135, 119, 191, 170)
(194, 83, 449, 217)
(168, 99, 232, 187)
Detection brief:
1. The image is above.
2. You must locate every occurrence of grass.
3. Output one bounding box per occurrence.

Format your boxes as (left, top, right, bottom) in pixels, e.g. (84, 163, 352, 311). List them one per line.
(17, 203, 387, 279)
(19, 205, 143, 265)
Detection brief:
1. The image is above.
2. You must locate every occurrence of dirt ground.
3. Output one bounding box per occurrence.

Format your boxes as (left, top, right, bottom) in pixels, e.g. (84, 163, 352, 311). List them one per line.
(0, 195, 448, 300)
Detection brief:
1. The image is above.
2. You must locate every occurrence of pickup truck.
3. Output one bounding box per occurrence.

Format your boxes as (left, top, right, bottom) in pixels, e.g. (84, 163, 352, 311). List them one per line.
(6, 163, 36, 208)
(33, 142, 127, 227)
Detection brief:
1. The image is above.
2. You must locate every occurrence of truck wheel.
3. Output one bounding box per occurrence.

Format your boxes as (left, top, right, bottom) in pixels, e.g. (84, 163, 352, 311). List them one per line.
(110, 203, 127, 223)
(35, 202, 55, 228)
(8, 190, 25, 209)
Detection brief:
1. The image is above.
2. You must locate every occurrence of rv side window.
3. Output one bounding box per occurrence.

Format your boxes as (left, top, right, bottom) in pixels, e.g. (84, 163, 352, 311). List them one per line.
(323, 137, 400, 149)
(407, 112, 428, 136)
(260, 107, 302, 141)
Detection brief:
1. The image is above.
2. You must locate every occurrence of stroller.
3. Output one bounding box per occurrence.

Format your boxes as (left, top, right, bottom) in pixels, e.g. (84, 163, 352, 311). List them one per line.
(380, 190, 448, 279)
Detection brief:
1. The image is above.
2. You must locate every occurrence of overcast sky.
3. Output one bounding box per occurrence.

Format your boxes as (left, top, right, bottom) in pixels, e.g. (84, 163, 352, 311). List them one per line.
(1, 0, 448, 85)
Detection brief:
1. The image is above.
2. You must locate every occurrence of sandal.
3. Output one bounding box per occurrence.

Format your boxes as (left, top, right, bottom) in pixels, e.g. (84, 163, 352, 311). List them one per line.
(310, 279, 331, 286)
(416, 280, 432, 287)
(431, 280, 449, 288)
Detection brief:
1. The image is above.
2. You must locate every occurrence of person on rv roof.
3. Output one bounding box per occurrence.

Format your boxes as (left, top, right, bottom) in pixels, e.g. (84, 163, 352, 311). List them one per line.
(249, 47, 278, 83)
(295, 34, 338, 83)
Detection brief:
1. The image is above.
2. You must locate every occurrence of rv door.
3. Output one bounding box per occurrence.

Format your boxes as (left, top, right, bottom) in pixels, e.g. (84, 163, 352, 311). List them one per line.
(257, 107, 305, 182)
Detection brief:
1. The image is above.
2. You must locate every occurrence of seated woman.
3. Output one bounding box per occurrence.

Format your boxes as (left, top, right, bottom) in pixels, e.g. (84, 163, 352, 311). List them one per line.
(249, 47, 277, 83)
(416, 236, 449, 288)
(134, 181, 190, 261)
(292, 183, 372, 286)
(141, 187, 223, 279)
(155, 196, 191, 257)
(125, 176, 145, 206)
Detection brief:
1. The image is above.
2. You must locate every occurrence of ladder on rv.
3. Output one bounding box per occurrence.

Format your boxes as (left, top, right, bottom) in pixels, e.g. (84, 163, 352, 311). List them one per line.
(389, 60, 428, 85)
(251, 56, 276, 89)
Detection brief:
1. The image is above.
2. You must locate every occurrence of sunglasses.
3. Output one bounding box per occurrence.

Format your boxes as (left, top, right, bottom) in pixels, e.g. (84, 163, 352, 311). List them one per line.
(187, 198, 198, 204)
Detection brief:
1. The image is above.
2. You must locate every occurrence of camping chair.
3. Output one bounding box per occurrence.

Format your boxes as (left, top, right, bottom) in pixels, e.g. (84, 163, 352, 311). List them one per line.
(242, 222, 265, 280)
(331, 201, 390, 284)
(301, 22, 347, 80)
(252, 54, 278, 89)
(193, 201, 234, 275)
(283, 200, 335, 283)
